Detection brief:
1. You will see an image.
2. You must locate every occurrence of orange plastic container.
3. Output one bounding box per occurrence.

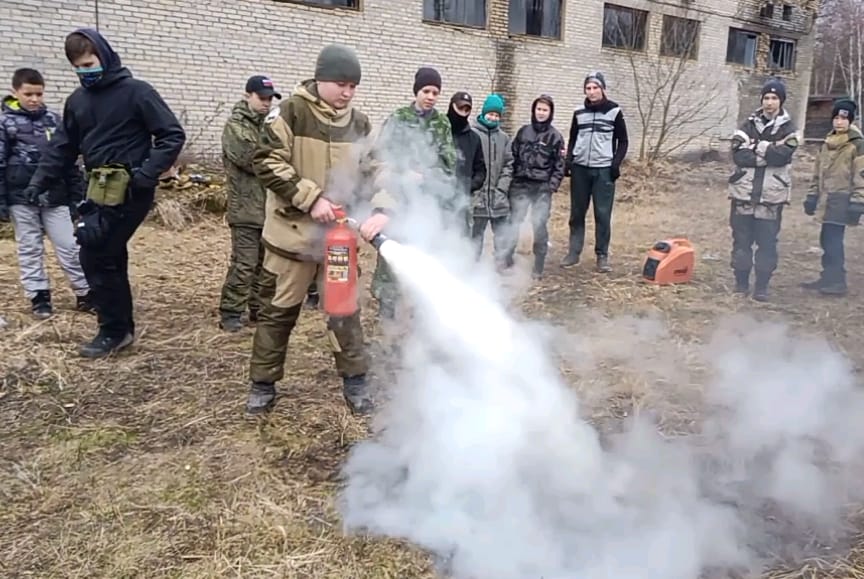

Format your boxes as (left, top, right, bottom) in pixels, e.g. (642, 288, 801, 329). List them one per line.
(642, 238, 695, 285)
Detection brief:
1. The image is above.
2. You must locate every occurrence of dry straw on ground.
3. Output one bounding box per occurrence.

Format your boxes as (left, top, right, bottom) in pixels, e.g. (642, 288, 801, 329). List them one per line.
(1, 155, 863, 578)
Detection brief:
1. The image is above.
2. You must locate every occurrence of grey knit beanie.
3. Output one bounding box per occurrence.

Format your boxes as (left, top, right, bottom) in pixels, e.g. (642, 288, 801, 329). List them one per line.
(584, 71, 607, 90)
(315, 44, 362, 84)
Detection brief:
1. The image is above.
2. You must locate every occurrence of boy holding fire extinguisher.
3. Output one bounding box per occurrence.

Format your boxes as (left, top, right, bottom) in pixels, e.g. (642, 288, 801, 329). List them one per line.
(246, 44, 394, 416)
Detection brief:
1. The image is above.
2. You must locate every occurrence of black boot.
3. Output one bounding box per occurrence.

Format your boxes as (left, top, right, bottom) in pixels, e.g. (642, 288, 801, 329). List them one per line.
(752, 272, 771, 302)
(343, 374, 374, 416)
(819, 270, 847, 297)
(79, 332, 134, 358)
(31, 290, 52, 320)
(532, 254, 546, 280)
(733, 270, 750, 294)
(800, 276, 826, 291)
(596, 255, 611, 273)
(560, 247, 580, 268)
(76, 291, 97, 314)
(219, 313, 244, 332)
(245, 381, 276, 415)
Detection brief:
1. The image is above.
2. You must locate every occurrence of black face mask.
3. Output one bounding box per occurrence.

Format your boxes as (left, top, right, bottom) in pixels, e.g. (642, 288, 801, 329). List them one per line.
(448, 106, 469, 131)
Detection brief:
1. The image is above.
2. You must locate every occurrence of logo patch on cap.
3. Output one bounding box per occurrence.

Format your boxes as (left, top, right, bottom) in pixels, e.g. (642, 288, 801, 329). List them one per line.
(838, 109, 850, 118)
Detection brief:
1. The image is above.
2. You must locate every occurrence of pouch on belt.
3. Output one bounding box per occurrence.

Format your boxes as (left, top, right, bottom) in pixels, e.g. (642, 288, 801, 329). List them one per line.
(86, 164, 130, 207)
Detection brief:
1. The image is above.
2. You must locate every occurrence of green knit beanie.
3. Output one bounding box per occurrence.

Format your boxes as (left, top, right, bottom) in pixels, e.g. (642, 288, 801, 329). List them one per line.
(315, 44, 362, 84)
(482, 93, 505, 116)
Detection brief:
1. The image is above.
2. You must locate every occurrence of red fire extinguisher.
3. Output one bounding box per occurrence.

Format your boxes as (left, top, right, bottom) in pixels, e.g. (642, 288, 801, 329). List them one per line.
(323, 207, 360, 317)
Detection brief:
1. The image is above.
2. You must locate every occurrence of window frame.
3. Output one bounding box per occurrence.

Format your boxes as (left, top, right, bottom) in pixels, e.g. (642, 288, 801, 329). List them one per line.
(725, 27, 759, 67)
(659, 14, 701, 60)
(601, 3, 649, 52)
(272, 0, 361, 9)
(507, 0, 565, 40)
(768, 36, 796, 71)
(422, 0, 488, 29)
(782, 4, 793, 21)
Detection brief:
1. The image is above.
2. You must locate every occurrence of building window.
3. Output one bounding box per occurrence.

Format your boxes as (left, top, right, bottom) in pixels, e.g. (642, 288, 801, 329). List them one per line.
(283, 0, 359, 6)
(760, 3, 774, 18)
(726, 28, 758, 67)
(508, 0, 563, 38)
(424, 0, 486, 27)
(660, 15, 700, 60)
(602, 3, 648, 50)
(769, 37, 796, 70)
(782, 4, 793, 21)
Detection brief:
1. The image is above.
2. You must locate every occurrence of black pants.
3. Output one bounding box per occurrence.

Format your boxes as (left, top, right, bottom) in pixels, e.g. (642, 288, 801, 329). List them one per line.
(78, 188, 154, 339)
(820, 222, 846, 283)
(729, 204, 782, 276)
(568, 165, 615, 256)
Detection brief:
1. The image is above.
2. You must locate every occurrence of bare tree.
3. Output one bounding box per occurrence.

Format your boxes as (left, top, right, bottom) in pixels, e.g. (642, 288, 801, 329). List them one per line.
(607, 13, 730, 164)
(811, 0, 864, 107)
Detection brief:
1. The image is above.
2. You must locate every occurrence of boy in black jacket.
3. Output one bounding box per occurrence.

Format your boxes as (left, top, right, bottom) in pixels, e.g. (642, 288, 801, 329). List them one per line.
(447, 91, 486, 236)
(26, 28, 186, 357)
(507, 94, 565, 278)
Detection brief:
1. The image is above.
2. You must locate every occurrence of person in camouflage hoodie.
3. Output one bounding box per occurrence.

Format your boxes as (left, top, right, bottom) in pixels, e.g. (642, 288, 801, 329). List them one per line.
(369, 66, 457, 319)
(217, 75, 281, 332)
(801, 99, 864, 297)
(0, 68, 93, 319)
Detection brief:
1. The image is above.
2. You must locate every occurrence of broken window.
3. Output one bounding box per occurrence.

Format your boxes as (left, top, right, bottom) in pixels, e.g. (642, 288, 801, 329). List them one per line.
(769, 37, 796, 70)
(508, 0, 563, 38)
(726, 28, 758, 67)
(287, 0, 359, 7)
(660, 15, 700, 60)
(782, 4, 793, 21)
(424, 0, 487, 27)
(760, 3, 775, 18)
(602, 3, 648, 50)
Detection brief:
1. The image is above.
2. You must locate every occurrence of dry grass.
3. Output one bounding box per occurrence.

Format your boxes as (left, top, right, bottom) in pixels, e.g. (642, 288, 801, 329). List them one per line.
(1, 157, 863, 578)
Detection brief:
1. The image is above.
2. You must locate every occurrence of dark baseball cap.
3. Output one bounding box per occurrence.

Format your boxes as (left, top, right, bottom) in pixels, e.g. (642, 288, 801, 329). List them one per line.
(450, 91, 473, 108)
(245, 75, 281, 99)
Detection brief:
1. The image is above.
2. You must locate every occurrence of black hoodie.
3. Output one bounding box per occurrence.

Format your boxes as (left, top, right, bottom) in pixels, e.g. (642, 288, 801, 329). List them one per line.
(30, 28, 186, 192)
(447, 101, 487, 197)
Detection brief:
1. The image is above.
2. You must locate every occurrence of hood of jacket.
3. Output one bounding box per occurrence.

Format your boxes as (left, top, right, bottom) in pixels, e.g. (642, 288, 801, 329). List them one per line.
(71, 28, 132, 89)
(531, 94, 555, 132)
(293, 79, 354, 125)
(825, 124, 863, 150)
(230, 98, 265, 125)
(1, 95, 47, 119)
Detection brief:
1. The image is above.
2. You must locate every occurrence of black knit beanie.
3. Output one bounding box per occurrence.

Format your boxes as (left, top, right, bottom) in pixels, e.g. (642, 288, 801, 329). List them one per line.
(833, 98, 857, 122)
(315, 44, 362, 84)
(584, 71, 607, 90)
(761, 78, 786, 104)
(413, 67, 442, 95)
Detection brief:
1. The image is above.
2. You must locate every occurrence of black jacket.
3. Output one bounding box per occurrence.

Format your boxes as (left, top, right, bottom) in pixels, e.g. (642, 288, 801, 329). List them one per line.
(0, 97, 84, 207)
(448, 107, 486, 197)
(512, 95, 565, 191)
(29, 28, 185, 194)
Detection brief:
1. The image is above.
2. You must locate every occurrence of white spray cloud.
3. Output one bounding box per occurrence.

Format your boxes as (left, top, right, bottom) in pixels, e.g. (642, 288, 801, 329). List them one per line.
(336, 112, 864, 578)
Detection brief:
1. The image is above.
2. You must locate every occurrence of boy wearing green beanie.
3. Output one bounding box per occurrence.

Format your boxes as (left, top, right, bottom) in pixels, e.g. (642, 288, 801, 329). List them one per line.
(472, 93, 514, 269)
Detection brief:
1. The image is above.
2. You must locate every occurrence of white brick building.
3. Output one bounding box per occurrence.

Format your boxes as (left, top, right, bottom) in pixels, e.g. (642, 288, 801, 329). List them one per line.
(0, 0, 817, 160)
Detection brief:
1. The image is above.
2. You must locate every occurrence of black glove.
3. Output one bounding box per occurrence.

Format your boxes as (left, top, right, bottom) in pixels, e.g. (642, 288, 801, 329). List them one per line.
(803, 194, 818, 216)
(23, 185, 43, 205)
(610, 165, 621, 182)
(0, 204, 9, 222)
(73, 200, 120, 248)
(131, 169, 158, 193)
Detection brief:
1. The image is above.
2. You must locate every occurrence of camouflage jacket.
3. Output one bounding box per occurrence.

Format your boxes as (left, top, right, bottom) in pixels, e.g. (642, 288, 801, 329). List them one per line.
(0, 96, 84, 208)
(222, 99, 267, 227)
(380, 105, 457, 175)
(808, 126, 864, 226)
(253, 80, 395, 261)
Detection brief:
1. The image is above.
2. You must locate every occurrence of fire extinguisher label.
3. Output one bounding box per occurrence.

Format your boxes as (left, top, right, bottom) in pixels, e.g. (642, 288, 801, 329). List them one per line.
(327, 245, 350, 282)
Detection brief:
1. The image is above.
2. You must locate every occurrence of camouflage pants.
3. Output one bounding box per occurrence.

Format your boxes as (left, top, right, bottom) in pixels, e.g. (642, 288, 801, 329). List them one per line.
(219, 226, 263, 316)
(249, 249, 368, 384)
(371, 253, 399, 318)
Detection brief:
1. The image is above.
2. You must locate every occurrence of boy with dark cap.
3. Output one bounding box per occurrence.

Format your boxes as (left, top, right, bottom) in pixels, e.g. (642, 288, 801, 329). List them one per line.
(448, 91, 486, 236)
(246, 43, 393, 416)
(25, 29, 186, 357)
(507, 94, 565, 278)
(0, 67, 94, 319)
(472, 93, 514, 269)
(801, 98, 863, 297)
(563, 71, 628, 273)
(370, 66, 456, 319)
(727, 78, 799, 301)
(218, 75, 282, 332)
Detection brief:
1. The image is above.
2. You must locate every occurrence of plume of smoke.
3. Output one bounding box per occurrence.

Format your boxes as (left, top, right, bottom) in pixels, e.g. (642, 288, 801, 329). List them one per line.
(336, 111, 864, 578)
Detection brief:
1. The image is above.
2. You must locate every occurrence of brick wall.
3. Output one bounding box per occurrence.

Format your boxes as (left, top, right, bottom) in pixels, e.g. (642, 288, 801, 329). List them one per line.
(0, 0, 817, 161)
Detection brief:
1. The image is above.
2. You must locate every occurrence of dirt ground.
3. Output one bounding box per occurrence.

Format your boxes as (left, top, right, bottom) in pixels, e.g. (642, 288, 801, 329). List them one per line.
(1, 159, 863, 579)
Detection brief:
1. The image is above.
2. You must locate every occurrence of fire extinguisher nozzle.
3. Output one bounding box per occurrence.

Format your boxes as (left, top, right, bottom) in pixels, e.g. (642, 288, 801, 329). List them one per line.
(370, 233, 389, 251)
